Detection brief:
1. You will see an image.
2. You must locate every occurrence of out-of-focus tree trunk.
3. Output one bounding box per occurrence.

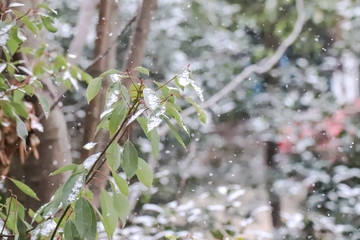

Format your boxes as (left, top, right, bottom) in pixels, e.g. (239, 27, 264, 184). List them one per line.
(8, 80, 72, 210)
(82, 0, 158, 207)
(81, 0, 119, 207)
(67, 0, 100, 65)
(265, 141, 282, 230)
(6, 0, 72, 210)
(123, 0, 157, 88)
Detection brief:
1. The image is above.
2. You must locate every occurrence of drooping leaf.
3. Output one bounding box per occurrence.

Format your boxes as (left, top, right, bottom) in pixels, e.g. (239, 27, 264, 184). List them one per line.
(49, 164, 78, 176)
(165, 102, 189, 135)
(21, 15, 37, 34)
(164, 118, 186, 149)
(109, 102, 126, 137)
(37, 3, 58, 14)
(100, 189, 118, 239)
(64, 220, 81, 240)
(9, 177, 39, 201)
(136, 158, 153, 188)
(121, 141, 138, 178)
(137, 117, 159, 159)
(135, 66, 149, 75)
(36, 93, 50, 119)
(112, 171, 129, 197)
(106, 142, 121, 171)
(86, 77, 102, 103)
(189, 79, 204, 102)
(74, 197, 97, 240)
(185, 97, 207, 124)
(14, 114, 28, 147)
(112, 190, 130, 223)
(40, 15, 57, 33)
(16, 217, 27, 240)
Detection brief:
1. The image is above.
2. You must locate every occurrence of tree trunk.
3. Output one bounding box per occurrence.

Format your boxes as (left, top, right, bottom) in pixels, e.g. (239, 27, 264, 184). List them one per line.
(265, 141, 282, 229)
(67, 0, 100, 65)
(123, 0, 157, 87)
(81, 0, 119, 207)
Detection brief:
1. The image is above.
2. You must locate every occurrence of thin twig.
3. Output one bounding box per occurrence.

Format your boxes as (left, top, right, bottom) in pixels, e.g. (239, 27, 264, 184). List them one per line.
(49, 205, 71, 240)
(85, 15, 137, 73)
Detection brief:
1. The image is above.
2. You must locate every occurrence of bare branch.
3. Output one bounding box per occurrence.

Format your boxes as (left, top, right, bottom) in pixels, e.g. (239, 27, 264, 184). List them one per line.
(166, 0, 306, 131)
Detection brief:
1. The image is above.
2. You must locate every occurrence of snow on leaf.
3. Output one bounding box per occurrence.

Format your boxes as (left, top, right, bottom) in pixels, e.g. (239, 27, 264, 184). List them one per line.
(31, 220, 57, 240)
(178, 68, 191, 87)
(189, 80, 204, 102)
(65, 174, 85, 204)
(143, 88, 160, 111)
(148, 105, 166, 132)
(127, 109, 146, 126)
(83, 142, 97, 150)
(83, 152, 101, 170)
(100, 108, 114, 119)
(106, 90, 120, 108)
(9, 2, 25, 7)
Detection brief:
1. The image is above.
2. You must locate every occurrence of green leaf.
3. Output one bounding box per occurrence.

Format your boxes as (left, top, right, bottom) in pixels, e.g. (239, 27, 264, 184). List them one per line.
(9, 177, 39, 201)
(64, 220, 81, 240)
(74, 198, 97, 240)
(185, 97, 207, 124)
(210, 230, 224, 240)
(14, 114, 28, 147)
(137, 117, 159, 159)
(61, 173, 84, 206)
(40, 15, 57, 33)
(49, 164, 78, 176)
(149, 129, 159, 160)
(106, 142, 121, 171)
(16, 218, 27, 240)
(164, 118, 186, 149)
(99, 69, 121, 78)
(112, 171, 129, 197)
(22, 85, 35, 96)
(129, 83, 144, 101)
(0, 101, 14, 119)
(109, 102, 126, 137)
(37, 4, 57, 14)
(135, 66, 149, 75)
(36, 93, 50, 119)
(100, 189, 118, 239)
(112, 191, 130, 223)
(86, 77, 102, 103)
(136, 158, 153, 188)
(12, 102, 28, 118)
(28, 209, 43, 223)
(21, 16, 37, 34)
(165, 102, 189, 135)
(121, 141, 138, 178)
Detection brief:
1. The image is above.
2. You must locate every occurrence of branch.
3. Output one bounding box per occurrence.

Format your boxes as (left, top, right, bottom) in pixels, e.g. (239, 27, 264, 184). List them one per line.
(160, 0, 306, 135)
